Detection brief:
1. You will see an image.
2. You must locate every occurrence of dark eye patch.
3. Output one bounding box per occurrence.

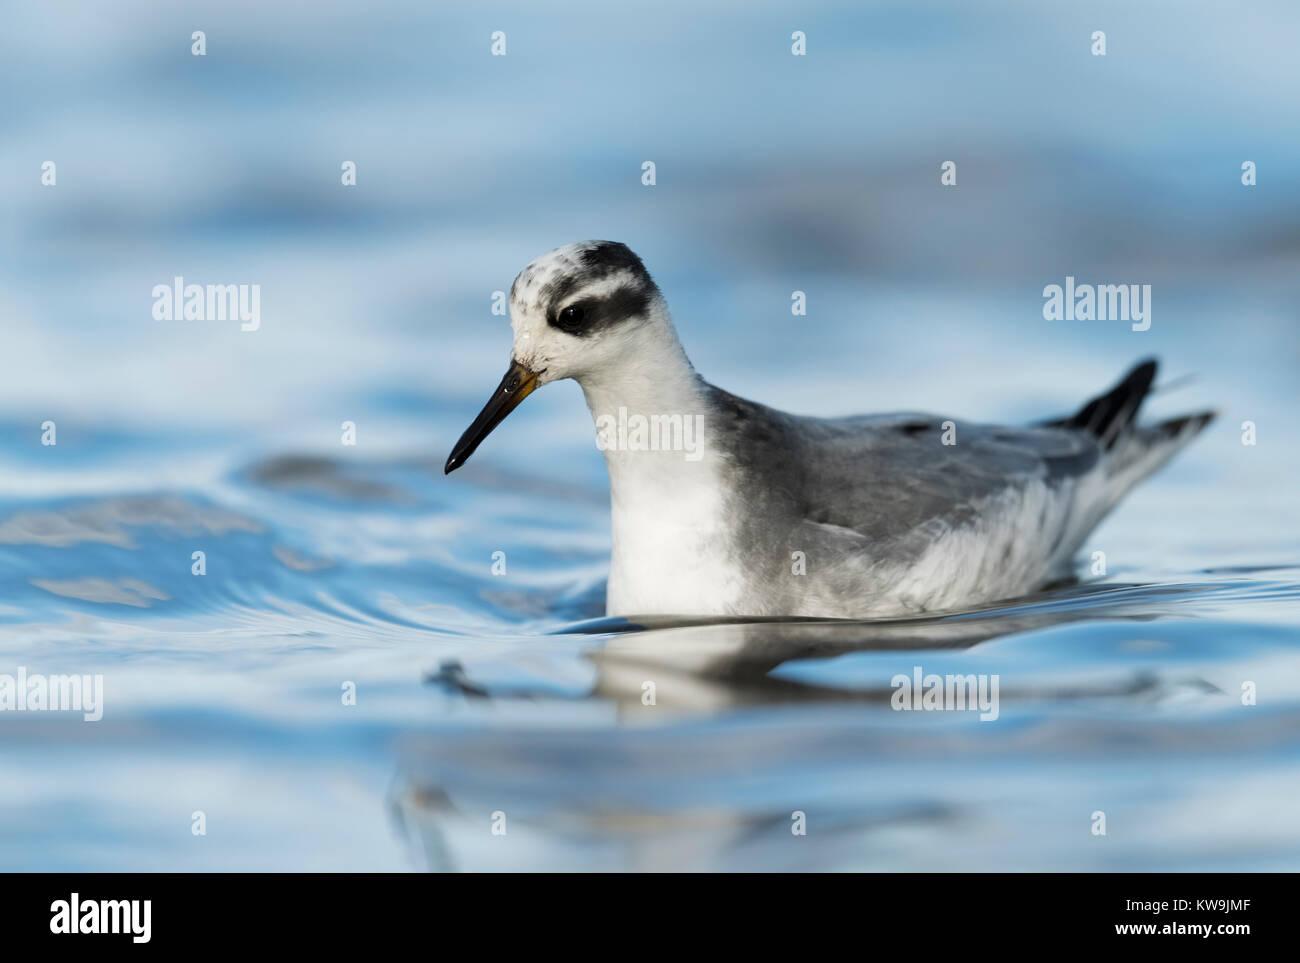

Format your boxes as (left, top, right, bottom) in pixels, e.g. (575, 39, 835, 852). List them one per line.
(547, 284, 653, 337)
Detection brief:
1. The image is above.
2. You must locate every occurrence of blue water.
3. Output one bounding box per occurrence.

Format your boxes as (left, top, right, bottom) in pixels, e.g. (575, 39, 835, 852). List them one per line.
(2, 1, 1298, 871)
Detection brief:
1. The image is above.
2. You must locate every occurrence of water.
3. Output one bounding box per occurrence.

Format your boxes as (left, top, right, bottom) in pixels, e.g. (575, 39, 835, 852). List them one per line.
(2, 0, 1298, 871)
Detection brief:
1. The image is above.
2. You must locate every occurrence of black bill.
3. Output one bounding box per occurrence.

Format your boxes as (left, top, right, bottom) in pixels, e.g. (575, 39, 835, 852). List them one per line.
(444, 360, 541, 473)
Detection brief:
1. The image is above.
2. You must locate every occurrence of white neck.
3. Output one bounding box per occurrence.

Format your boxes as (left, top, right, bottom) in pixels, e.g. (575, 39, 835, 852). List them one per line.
(577, 318, 700, 415)
(575, 317, 742, 616)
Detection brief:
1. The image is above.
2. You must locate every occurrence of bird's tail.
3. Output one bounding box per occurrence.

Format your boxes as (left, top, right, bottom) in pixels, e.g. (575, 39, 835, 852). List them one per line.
(1046, 358, 1215, 496)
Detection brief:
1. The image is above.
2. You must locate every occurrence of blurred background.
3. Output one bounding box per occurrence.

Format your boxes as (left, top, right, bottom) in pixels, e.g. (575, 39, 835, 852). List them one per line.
(0, 0, 1297, 871)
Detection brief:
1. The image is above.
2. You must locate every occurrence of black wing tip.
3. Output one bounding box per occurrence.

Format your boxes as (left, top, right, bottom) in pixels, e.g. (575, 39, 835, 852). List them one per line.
(1036, 360, 1214, 445)
(1157, 409, 1217, 437)
(1066, 357, 1161, 444)
(1118, 356, 1159, 395)
(1122, 357, 1159, 394)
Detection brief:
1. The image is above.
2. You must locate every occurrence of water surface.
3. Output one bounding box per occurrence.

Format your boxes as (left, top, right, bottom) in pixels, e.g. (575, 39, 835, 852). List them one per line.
(1, 0, 1298, 871)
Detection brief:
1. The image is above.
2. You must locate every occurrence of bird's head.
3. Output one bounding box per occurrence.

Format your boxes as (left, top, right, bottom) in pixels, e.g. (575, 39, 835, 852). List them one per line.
(445, 240, 669, 473)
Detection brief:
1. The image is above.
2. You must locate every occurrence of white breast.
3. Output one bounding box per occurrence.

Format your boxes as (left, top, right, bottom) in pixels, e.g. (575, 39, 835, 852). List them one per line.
(604, 450, 743, 617)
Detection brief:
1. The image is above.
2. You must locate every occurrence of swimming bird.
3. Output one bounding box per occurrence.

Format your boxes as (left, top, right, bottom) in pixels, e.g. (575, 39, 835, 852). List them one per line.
(445, 241, 1214, 619)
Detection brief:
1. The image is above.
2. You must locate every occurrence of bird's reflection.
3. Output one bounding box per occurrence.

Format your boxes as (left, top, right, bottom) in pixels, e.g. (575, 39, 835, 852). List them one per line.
(394, 579, 1233, 870)
(582, 580, 1215, 713)
(425, 578, 1215, 713)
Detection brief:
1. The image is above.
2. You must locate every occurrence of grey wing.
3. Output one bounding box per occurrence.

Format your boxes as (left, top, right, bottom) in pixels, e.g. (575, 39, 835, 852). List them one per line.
(792, 412, 1103, 542)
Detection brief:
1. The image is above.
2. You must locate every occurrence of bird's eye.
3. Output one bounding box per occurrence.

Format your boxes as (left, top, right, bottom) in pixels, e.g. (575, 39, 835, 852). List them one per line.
(557, 304, 585, 330)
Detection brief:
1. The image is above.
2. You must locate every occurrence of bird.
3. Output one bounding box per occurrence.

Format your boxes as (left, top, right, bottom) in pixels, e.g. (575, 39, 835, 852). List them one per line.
(445, 240, 1214, 620)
